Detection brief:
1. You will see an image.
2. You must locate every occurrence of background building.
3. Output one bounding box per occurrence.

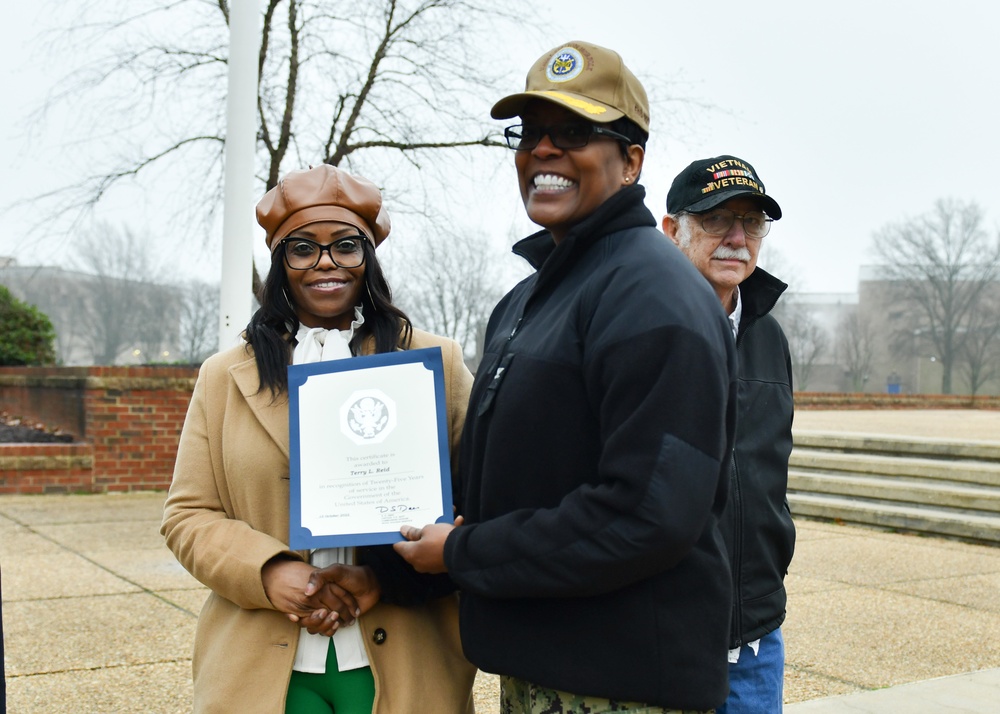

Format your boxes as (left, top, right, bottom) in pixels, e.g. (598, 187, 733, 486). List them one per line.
(1, 258, 196, 365)
(772, 267, 1000, 396)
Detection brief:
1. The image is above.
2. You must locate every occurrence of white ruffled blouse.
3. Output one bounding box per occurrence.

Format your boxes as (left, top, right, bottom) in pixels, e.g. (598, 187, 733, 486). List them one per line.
(289, 307, 370, 674)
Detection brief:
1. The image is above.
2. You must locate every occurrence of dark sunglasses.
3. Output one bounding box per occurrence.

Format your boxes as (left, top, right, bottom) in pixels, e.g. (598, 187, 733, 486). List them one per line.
(503, 123, 632, 151)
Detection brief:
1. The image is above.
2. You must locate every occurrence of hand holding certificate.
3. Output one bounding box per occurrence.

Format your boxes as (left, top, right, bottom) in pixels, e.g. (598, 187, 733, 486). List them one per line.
(287, 347, 454, 548)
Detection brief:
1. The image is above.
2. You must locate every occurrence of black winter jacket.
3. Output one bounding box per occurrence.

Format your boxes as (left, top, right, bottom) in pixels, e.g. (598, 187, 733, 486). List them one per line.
(443, 186, 739, 710)
(726, 267, 796, 648)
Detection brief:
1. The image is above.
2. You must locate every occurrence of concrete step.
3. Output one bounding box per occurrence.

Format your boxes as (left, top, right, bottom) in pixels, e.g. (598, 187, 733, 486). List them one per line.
(793, 431, 1000, 462)
(789, 449, 1000, 487)
(788, 432, 1000, 544)
(788, 492, 1000, 544)
(788, 470, 1000, 514)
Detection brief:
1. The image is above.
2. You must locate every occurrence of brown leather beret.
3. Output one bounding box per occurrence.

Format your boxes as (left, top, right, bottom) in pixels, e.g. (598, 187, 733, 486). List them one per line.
(256, 165, 391, 250)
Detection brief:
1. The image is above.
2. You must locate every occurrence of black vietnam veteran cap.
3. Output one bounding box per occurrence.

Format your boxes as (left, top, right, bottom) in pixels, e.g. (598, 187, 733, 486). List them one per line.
(666, 155, 782, 219)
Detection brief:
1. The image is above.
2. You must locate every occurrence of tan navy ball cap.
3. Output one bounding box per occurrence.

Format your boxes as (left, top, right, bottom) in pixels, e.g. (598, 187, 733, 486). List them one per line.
(491, 40, 650, 133)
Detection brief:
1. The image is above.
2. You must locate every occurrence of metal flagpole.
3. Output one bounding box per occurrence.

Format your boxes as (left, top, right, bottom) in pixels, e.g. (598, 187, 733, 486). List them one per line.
(217, 1, 261, 351)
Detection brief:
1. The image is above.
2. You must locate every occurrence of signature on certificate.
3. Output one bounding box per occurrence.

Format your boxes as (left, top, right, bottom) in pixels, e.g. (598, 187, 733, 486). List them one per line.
(375, 503, 419, 514)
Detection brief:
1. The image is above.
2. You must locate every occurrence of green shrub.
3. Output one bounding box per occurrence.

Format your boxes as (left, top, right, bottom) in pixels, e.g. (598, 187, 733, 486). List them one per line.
(0, 285, 57, 365)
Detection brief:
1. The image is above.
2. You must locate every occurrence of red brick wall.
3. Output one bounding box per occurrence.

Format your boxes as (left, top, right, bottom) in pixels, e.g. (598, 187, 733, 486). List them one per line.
(796, 392, 1000, 410)
(0, 366, 198, 493)
(0, 367, 89, 436)
(2, 369, 998, 495)
(0, 443, 94, 495)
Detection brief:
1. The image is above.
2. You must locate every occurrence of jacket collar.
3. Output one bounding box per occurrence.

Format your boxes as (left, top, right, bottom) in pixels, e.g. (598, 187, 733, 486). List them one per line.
(512, 184, 656, 278)
(739, 267, 788, 325)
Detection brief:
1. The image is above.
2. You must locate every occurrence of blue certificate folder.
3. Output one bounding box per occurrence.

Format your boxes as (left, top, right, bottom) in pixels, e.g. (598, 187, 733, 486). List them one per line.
(287, 347, 454, 549)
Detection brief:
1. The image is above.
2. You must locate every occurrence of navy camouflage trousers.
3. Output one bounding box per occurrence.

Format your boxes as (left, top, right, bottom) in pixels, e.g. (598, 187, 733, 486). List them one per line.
(500, 675, 715, 714)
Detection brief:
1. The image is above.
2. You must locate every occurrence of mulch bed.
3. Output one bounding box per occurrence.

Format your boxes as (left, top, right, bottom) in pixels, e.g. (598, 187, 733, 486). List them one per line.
(0, 412, 75, 443)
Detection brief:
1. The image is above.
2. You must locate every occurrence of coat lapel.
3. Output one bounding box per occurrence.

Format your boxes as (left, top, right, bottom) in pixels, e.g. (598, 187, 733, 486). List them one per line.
(223, 332, 392, 461)
(229, 356, 290, 459)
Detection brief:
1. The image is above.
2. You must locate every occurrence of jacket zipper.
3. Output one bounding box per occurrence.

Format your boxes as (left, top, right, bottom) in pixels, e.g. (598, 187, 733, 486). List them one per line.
(476, 317, 523, 417)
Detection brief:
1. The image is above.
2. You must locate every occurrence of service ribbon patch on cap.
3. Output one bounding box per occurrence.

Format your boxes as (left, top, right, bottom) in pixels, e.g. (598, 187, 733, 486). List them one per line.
(701, 158, 762, 195)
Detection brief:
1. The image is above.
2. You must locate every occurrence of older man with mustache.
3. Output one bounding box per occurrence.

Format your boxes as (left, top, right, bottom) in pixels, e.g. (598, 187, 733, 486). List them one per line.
(662, 155, 796, 714)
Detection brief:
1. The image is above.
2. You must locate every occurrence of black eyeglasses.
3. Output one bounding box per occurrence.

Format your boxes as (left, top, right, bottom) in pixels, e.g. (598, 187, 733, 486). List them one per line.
(687, 209, 773, 239)
(503, 123, 632, 151)
(280, 236, 367, 270)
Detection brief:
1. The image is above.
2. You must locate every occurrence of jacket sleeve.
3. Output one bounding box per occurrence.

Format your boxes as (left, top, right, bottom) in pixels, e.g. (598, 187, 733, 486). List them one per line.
(444, 265, 738, 599)
(160, 359, 300, 611)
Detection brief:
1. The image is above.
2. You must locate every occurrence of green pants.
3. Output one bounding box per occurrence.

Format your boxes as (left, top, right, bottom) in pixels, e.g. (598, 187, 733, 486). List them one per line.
(500, 675, 714, 714)
(285, 642, 375, 714)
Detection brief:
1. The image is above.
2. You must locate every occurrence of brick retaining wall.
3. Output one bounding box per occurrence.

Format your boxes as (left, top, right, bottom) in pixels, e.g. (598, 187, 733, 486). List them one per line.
(796, 392, 1000, 410)
(0, 366, 198, 494)
(1, 368, 998, 495)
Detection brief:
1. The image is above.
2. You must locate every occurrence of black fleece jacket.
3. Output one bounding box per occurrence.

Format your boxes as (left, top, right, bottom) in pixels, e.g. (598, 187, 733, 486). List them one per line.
(726, 267, 796, 648)
(443, 186, 739, 710)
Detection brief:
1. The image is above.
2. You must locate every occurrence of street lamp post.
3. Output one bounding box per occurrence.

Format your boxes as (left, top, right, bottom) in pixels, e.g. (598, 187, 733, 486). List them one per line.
(916, 355, 938, 394)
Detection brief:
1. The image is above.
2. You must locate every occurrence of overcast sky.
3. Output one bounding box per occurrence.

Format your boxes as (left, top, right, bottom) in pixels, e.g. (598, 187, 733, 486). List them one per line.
(2, 0, 998, 295)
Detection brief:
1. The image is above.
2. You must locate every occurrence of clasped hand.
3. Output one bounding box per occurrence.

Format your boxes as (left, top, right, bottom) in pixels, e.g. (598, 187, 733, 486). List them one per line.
(261, 558, 381, 637)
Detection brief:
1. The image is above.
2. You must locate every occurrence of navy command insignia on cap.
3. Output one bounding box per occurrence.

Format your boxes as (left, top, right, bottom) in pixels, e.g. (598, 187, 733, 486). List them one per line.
(547, 46, 586, 82)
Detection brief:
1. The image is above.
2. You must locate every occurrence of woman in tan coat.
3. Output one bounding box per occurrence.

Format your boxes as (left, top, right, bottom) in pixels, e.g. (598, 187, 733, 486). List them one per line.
(162, 165, 476, 713)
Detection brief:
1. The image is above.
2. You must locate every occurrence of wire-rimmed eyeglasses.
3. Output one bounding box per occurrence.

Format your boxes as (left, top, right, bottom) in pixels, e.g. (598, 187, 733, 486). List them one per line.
(686, 209, 773, 239)
(279, 236, 367, 270)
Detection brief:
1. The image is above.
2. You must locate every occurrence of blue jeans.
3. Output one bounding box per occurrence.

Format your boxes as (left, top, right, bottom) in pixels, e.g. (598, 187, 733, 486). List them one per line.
(717, 628, 784, 714)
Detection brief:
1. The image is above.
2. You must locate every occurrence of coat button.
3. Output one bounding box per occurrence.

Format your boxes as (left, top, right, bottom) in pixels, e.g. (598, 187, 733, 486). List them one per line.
(373, 628, 387, 645)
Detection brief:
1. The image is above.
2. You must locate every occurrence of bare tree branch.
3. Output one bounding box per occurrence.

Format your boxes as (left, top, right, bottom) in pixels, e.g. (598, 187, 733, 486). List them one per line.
(873, 198, 1000, 393)
(837, 312, 876, 392)
(17, 0, 719, 339)
(958, 297, 1000, 395)
(773, 300, 829, 391)
(388, 225, 513, 368)
(71, 224, 178, 364)
(263, 0, 300, 189)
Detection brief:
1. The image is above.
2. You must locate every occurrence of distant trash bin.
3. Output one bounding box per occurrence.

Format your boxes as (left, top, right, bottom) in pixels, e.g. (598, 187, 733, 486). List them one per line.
(886, 372, 902, 394)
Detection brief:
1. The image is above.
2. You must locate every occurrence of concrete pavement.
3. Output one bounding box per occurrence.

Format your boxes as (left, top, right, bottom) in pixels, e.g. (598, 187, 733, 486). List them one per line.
(2, 409, 1000, 712)
(784, 669, 1000, 713)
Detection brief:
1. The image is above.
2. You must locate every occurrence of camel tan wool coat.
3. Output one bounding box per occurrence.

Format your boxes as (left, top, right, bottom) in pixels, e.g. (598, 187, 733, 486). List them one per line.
(162, 330, 476, 713)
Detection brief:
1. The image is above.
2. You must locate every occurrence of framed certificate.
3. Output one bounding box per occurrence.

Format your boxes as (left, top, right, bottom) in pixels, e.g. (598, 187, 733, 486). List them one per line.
(287, 347, 453, 549)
